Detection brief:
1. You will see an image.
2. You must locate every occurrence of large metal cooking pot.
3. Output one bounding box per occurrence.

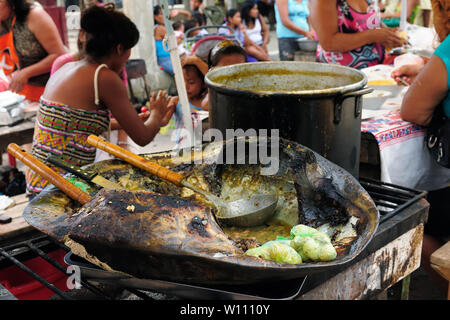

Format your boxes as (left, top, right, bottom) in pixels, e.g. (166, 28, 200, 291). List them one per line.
(205, 61, 372, 178)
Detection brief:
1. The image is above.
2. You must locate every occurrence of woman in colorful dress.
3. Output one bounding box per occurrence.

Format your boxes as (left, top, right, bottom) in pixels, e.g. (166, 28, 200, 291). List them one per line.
(310, 0, 406, 69)
(26, 4, 178, 195)
(0, 0, 66, 102)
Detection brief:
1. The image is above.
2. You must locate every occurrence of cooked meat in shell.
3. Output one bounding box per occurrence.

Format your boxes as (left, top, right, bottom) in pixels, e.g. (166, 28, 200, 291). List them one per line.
(24, 137, 378, 284)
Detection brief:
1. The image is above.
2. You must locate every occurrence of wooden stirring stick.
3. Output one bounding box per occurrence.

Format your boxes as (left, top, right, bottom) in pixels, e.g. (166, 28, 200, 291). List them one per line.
(87, 135, 185, 186)
(7, 143, 92, 205)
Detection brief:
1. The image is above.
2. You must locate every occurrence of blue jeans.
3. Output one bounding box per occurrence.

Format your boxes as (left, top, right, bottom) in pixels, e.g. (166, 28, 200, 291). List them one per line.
(157, 56, 174, 76)
(278, 37, 302, 61)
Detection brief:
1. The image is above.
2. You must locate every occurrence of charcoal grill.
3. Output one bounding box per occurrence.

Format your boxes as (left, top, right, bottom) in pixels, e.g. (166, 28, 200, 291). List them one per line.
(0, 178, 428, 300)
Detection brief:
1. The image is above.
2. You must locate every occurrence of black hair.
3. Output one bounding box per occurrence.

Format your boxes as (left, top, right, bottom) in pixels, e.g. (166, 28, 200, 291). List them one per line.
(226, 9, 239, 20)
(192, 12, 206, 26)
(153, 5, 162, 16)
(6, 0, 31, 23)
(172, 21, 183, 31)
(208, 43, 247, 67)
(240, 0, 257, 26)
(80, 3, 139, 59)
(184, 18, 199, 36)
(183, 64, 207, 97)
(153, 5, 162, 24)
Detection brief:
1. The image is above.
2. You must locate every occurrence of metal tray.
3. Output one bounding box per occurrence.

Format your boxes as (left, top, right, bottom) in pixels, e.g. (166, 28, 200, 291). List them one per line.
(64, 252, 307, 300)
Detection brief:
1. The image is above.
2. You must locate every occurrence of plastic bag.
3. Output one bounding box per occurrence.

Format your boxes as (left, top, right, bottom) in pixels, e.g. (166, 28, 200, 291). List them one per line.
(394, 53, 424, 69)
(246, 241, 303, 264)
(289, 224, 337, 262)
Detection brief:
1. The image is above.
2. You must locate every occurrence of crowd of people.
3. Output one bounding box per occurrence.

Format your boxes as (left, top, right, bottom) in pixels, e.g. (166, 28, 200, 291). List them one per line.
(0, 0, 448, 297)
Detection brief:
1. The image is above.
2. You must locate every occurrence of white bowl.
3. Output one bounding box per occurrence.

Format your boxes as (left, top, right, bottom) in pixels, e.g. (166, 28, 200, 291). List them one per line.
(362, 89, 392, 110)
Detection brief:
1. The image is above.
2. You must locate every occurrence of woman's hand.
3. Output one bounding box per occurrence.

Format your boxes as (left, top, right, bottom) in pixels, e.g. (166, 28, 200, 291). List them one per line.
(372, 28, 405, 49)
(304, 31, 315, 40)
(138, 111, 151, 122)
(391, 64, 424, 86)
(159, 96, 179, 127)
(147, 91, 178, 127)
(8, 69, 30, 93)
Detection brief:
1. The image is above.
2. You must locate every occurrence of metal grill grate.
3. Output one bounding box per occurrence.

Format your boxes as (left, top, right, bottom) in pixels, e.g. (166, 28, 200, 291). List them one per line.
(359, 177, 427, 223)
(0, 236, 126, 300)
(0, 178, 427, 300)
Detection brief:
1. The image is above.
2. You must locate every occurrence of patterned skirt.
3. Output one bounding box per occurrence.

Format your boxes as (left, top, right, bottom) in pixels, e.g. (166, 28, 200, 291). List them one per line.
(26, 98, 110, 194)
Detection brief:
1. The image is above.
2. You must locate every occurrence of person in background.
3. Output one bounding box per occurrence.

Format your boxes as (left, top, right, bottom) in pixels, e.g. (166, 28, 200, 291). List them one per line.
(193, 12, 208, 36)
(380, 0, 420, 27)
(208, 40, 248, 68)
(173, 21, 186, 56)
(200, 40, 248, 109)
(185, 18, 200, 38)
(419, 0, 432, 27)
(190, 0, 207, 24)
(220, 9, 245, 44)
(257, 0, 276, 31)
(219, 8, 265, 62)
(240, 0, 271, 61)
(26, 4, 177, 196)
(154, 5, 173, 75)
(174, 42, 248, 147)
(275, 0, 314, 61)
(0, 0, 66, 102)
(173, 55, 208, 148)
(311, 0, 406, 70)
(394, 0, 450, 295)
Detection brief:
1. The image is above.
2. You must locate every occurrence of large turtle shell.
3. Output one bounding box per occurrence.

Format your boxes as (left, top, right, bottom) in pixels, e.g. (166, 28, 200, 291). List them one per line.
(24, 137, 378, 285)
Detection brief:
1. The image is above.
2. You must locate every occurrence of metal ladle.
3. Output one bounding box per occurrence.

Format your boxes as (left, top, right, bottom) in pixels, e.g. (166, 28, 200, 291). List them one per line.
(87, 135, 278, 227)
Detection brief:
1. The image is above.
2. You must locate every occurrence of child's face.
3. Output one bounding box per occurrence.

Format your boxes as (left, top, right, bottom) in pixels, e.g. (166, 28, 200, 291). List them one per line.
(229, 12, 241, 26)
(188, 25, 200, 37)
(215, 53, 246, 67)
(183, 67, 204, 99)
(250, 5, 259, 18)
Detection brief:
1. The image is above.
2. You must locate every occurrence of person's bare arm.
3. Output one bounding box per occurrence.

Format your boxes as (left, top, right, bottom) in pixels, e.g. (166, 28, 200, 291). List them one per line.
(407, 0, 419, 21)
(9, 7, 66, 92)
(259, 15, 270, 47)
(240, 24, 258, 47)
(100, 70, 177, 146)
(154, 25, 166, 41)
(181, 55, 209, 75)
(277, 0, 313, 38)
(307, 0, 314, 36)
(170, 9, 191, 20)
(310, 0, 403, 52)
(400, 55, 448, 126)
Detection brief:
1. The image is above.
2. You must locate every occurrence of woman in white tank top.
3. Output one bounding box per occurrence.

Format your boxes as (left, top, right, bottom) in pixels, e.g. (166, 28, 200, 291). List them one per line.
(245, 17, 263, 45)
(240, 0, 272, 61)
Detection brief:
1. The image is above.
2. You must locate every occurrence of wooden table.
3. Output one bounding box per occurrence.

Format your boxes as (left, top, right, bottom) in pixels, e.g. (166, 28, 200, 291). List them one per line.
(431, 241, 450, 299)
(0, 119, 35, 166)
(0, 194, 39, 246)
